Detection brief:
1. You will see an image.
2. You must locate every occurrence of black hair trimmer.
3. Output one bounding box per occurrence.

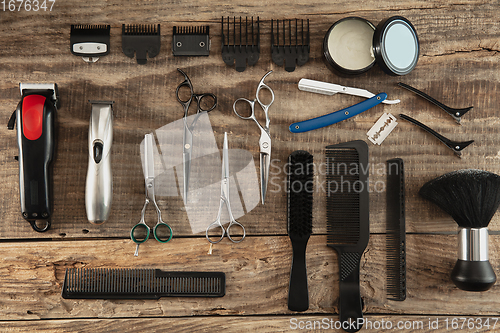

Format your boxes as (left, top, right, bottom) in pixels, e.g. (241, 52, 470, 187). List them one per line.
(8, 83, 59, 232)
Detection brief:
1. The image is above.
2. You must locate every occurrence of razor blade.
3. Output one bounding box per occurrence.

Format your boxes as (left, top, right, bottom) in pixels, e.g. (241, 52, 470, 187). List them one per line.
(367, 113, 398, 145)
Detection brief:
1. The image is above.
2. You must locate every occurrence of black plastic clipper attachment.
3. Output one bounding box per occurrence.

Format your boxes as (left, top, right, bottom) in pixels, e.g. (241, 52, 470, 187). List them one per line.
(122, 24, 161, 65)
(271, 19, 310, 72)
(8, 83, 59, 232)
(172, 26, 210, 56)
(221, 16, 260, 72)
(70, 25, 110, 63)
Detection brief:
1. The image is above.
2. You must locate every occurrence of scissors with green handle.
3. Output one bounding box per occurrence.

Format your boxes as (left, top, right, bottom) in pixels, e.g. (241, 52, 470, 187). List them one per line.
(131, 133, 173, 256)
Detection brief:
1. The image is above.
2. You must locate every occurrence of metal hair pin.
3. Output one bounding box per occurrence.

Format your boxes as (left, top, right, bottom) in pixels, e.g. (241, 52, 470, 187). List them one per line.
(399, 114, 474, 157)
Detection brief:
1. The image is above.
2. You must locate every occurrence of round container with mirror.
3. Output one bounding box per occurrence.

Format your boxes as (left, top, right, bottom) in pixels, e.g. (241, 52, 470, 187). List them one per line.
(323, 16, 419, 76)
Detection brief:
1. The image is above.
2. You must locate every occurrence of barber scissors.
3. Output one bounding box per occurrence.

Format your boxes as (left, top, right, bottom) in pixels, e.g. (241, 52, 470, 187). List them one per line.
(176, 68, 217, 204)
(233, 70, 274, 204)
(206, 132, 246, 244)
(131, 133, 173, 256)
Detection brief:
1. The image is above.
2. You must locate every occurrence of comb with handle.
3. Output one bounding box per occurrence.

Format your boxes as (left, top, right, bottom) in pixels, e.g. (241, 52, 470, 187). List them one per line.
(326, 140, 369, 332)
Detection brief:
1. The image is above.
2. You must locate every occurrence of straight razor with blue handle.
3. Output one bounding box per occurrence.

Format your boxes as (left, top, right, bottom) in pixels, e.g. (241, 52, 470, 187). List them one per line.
(289, 93, 387, 133)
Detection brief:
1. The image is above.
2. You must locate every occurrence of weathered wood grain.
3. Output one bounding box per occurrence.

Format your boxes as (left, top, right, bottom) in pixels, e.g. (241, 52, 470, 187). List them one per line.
(1, 1, 500, 238)
(0, 235, 498, 320)
(1, 315, 498, 333)
(0, 1, 500, 238)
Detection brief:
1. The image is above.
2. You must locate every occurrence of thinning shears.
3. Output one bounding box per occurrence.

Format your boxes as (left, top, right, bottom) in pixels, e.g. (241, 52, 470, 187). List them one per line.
(176, 68, 217, 204)
(131, 133, 173, 256)
(233, 70, 274, 204)
(206, 132, 246, 244)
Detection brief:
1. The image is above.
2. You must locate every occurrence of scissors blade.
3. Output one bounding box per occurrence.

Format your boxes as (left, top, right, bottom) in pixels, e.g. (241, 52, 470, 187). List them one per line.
(143, 133, 156, 198)
(182, 121, 193, 204)
(222, 132, 229, 180)
(259, 131, 271, 204)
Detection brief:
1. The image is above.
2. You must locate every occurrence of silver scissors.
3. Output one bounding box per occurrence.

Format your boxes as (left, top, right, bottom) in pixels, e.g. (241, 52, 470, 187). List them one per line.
(206, 132, 246, 244)
(233, 70, 274, 204)
(176, 68, 217, 204)
(130, 133, 173, 256)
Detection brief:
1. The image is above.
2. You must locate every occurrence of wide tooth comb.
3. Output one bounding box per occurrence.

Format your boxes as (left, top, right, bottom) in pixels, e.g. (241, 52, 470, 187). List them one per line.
(61, 268, 225, 299)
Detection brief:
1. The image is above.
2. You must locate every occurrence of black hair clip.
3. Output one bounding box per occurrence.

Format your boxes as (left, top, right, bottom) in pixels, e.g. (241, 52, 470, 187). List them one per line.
(399, 114, 474, 157)
(398, 82, 473, 124)
(271, 19, 310, 72)
(221, 17, 260, 72)
(122, 24, 161, 65)
(70, 25, 110, 63)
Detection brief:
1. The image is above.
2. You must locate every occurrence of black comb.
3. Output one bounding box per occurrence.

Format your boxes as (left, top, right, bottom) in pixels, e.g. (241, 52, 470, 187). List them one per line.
(122, 24, 161, 65)
(221, 16, 260, 72)
(287, 150, 314, 312)
(326, 140, 369, 333)
(70, 25, 110, 62)
(271, 19, 310, 72)
(172, 26, 210, 56)
(61, 268, 225, 299)
(386, 158, 406, 301)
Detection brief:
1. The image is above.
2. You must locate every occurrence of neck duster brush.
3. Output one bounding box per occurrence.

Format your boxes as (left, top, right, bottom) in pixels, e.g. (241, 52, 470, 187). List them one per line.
(419, 169, 500, 291)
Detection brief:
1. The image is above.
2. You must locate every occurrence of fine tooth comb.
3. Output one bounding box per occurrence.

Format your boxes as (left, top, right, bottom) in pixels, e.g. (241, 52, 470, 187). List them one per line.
(172, 26, 210, 56)
(122, 24, 161, 65)
(61, 268, 226, 299)
(271, 19, 310, 72)
(399, 114, 474, 157)
(70, 24, 110, 63)
(326, 140, 369, 333)
(221, 16, 260, 72)
(287, 150, 314, 312)
(386, 158, 406, 301)
(398, 82, 473, 124)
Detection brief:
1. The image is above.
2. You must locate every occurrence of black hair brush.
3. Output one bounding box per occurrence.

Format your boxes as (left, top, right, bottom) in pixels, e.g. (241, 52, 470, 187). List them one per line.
(287, 150, 314, 311)
(419, 169, 500, 291)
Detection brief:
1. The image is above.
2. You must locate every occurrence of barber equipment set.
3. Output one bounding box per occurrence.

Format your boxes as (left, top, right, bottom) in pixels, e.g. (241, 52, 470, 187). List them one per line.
(8, 14, 495, 333)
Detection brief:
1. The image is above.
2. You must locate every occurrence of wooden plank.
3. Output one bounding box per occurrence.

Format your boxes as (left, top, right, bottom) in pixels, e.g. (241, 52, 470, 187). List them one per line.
(1, 1, 500, 239)
(0, 235, 498, 320)
(1, 315, 498, 333)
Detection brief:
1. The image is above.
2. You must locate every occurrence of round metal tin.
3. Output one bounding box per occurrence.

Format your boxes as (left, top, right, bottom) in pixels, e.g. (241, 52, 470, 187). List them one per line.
(373, 16, 419, 76)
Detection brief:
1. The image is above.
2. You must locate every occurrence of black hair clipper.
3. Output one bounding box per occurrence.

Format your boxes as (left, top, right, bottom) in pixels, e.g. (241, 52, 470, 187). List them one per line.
(7, 83, 58, 232)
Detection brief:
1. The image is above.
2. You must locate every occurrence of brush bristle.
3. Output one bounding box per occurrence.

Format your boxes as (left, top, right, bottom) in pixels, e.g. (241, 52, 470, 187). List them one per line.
(287, 151, 313, 237)
(419, 169, 500, 228)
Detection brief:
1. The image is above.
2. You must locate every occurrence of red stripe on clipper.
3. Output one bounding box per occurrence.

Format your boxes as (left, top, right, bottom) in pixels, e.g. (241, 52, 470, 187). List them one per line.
(22, 95, 45, 140)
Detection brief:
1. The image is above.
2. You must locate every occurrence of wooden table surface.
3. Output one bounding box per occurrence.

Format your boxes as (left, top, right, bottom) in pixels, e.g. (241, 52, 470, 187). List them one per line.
(1, 0, 500, 332)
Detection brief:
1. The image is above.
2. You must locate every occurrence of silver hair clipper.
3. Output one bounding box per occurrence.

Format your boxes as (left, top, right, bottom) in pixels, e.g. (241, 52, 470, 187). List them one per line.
(85, 100, 114, 224)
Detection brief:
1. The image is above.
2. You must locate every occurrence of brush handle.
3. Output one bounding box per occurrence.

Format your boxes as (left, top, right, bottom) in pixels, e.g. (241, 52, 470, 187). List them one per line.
(451, 260, 496, 291)
(288, 238, 309, 311)
(338, 251, 364, 332)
